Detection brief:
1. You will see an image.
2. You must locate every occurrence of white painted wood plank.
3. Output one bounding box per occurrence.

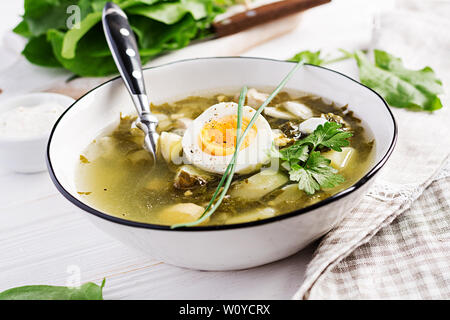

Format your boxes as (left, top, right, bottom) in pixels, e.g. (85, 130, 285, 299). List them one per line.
(0, 0, 395, 300)
(103, 245, 315, 300)
(0, 172, 313, 299)
(0, 159, 312, 299)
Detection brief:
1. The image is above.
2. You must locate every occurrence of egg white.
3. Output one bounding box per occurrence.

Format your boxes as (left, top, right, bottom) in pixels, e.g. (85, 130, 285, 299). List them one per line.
(182, 102, 273, 175)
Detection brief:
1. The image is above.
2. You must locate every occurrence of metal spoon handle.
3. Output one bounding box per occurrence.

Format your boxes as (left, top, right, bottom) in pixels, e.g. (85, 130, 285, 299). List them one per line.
(102, 2, 158, 159)
(102, 2, 145, 97)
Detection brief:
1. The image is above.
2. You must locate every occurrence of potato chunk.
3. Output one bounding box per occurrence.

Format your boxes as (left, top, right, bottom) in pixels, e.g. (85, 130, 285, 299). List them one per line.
(282, 101, 313, 119)
(160, 132, 183, 164)
(268, 184, 304, 207)
(225, 207, 277, 225)
(246, 88, 269, 109)
(158, 203, 208, 225)
(299, 117, 327, 134)
(230, 170, 288, 201)
(264, 107, 296, 120)
(83, 136, 116, 161)
(322, 147, 355, 170)
(127, 149, 151, 164)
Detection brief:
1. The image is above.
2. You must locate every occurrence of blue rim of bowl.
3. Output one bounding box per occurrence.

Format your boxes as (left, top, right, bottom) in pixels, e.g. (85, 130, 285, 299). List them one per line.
(46, 56, 398, 231)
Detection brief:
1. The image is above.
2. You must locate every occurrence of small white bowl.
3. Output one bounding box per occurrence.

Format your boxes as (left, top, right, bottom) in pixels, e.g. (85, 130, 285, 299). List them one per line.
(0, 93, 75, 173)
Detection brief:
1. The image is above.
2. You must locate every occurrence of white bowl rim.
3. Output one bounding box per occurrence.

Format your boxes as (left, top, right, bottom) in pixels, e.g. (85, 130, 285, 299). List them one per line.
(46, 56, 398, 232)
(0, 92, 75, 142)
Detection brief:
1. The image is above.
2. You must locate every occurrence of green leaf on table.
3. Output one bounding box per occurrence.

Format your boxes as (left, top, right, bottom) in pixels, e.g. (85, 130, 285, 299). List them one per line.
(289, 49, 353, 66)
(13, 0, 225, 76)
(20, 0, 79, 37)
(13, 20, 32, 38)
(48, 28, 118, 77)
(289, 50, 325, 65)
(130, 14, 199, 54)
(22, 35, 62, 67)
(127, 0, 211, 24)
(87, 0, 115, 12)
(0, 279, 105, 300)
(289, 48, 444, 112)
(62, 12, 103, 59)
(354, 50, 444, 111)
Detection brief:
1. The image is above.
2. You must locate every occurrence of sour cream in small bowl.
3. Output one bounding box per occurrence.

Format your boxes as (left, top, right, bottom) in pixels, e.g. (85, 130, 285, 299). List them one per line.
(0, 93, 74, 173)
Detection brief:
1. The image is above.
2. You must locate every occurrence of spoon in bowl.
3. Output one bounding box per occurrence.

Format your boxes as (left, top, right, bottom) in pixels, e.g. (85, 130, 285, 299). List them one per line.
(102, 2, 159, 163)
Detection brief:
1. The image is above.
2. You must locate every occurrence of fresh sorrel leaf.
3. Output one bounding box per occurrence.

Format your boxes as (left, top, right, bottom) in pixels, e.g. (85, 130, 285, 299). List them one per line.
(62, 12, 102, 59)
(47, 28, 118, 77)
(127, 0, 210, 24)
(22, 34, 62, 67)
(14, 0, 225, 77)
(0, 279, 105, 300)
(289, 49, 353, 66)
(22, 0, 79, 37)
(354, 50, 443, 111)
(289, 50, 324, 65)
(13, 20, 32, 38)
(289, 48, 444, 112)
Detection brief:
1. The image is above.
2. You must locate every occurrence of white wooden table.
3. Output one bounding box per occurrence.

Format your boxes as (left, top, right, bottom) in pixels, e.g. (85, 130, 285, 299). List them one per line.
(0, 0, 394, 299)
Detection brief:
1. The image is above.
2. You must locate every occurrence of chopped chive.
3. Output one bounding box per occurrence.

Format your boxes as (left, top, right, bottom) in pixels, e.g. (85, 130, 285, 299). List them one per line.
(171, 60, 305, 228)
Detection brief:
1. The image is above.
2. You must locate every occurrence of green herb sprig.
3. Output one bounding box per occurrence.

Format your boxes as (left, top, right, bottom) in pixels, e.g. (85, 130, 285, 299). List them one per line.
(275, 122, 352, 195)
(289, 49, 351, 66)
(172, 60, 305, 228)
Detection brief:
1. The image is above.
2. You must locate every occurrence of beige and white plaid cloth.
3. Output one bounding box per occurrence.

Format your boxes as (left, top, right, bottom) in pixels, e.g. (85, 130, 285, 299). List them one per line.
(295, 159, 450, 299)
(294, 1, 450, 299)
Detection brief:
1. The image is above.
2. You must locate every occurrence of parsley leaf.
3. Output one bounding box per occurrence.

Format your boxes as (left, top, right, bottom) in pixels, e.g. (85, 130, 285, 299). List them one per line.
(289, 151, 345, 195)
(275, 121, 351, 195)
(279, 144, 309, 163)
(289, 167, 318, 195)
(296, 121, 352, 152)
(305, 151, 345, 187)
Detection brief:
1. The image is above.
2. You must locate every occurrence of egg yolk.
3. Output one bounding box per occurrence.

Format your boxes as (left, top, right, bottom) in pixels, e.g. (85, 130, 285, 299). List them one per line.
(199, 115, 257, 156)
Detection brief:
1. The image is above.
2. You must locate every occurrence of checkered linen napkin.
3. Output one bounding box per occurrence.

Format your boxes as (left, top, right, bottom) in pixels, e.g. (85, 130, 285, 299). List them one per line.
(296, 159, 450, 299)
(294, 1, 450, 299)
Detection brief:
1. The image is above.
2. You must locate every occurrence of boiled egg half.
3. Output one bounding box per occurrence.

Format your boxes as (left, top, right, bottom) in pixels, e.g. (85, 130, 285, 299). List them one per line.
(182, 102, 273, 174)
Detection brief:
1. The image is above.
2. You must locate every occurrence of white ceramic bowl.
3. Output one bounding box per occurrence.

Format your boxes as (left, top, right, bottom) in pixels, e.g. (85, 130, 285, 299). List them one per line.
(47, 57, 397, 270)
(0, 93, 75, 173)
